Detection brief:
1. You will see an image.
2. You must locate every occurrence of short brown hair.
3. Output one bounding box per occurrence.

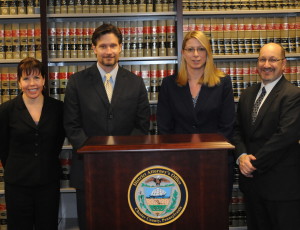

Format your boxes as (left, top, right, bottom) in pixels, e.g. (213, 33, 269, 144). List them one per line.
(17, 57, 45, 81)
(92, 24, 123, 46)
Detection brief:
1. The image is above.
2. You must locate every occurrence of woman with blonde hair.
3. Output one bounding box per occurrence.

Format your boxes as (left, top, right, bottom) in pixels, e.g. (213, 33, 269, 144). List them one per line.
(157, 31, 235, 140)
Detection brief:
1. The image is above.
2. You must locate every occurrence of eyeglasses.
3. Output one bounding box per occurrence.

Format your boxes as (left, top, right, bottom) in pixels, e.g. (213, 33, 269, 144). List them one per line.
(184, 47, 206, 54)
(258, 58, 285, 64)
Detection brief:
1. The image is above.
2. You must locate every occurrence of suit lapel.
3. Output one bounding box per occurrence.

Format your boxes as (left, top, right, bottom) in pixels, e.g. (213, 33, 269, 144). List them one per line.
(251, 77, 285, 133)
(16, 95, 38, 129)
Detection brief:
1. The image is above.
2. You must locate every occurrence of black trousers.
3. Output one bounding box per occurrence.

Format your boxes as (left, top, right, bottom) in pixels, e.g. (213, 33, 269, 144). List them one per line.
(5, 181, 60, 230)
(244, 192, 300, 230)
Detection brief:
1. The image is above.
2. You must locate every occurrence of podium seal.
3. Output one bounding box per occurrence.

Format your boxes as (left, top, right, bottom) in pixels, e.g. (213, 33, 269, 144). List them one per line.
(128, 165, 188, 226)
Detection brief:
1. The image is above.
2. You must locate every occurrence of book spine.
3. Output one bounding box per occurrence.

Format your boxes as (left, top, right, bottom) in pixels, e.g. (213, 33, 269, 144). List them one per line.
(27, 23, 35, 58)
(12, 23, 21, 59)
(0, 24, 4, 59)
(4, 24, 13, 59)
(8, 67, 18, 100)
(34, 22, 41, 59)
(49, 66, 60, 100)
(1, 67, 10, 103)
(150, 64, 158, 101)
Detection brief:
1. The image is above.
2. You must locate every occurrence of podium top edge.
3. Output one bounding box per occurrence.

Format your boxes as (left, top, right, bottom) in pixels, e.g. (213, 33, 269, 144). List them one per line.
(77, 133, 234, 153)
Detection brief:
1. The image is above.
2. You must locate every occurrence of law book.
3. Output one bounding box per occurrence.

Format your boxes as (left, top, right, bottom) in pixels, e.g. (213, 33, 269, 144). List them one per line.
(273, 17, 282, 45)
(124, 21, 131, 57)
(1, 67, 10, 103)
(281, 16, 289, 52)
(137, 21, 144, 57)
(143, 21, 151, 57)
(54, 0, 61, 14)
(266, 17, 274, 44)
(103, 0, 110, 13)
(70, 22, 77, 58)
(76, 21, 84, 58)
(210, 18, 219, 55)
(9, 0, 17, 14)
(0, 162, 4, 189)
(83, 21, 90, 58)
(182, 0, 189, 11)
(251, 17, 260, 54)
(0, 24, 5, 59)
(244, 17, 253, 54)
(4, 24, 13, 59)
(216, 18, 224, 55)
(188, 18, 196, 33)
(296, 16, 300, 53)
(89, 21, 96, 57)
(124, 0, 131, 12)
(60, 150, 72, 188)
(141, 65, 151, 99)
(167, 63, 176, 76)
(183, 18, 189, 39)
(138, 0, 146, 12)
(235, 61, 243, 99)
(63, 22, 71, 58)
(28, 23, 35, 58)
(240, 0, 249, 10)
(146, 0, 153, 12)
(59, 66, 68, 101)
(289, 60, 297, 86)
(8, 67, 18, 100)
(223, 17, 232, 55)
(82, 0, 90, 13)
(151, 20, 158, 56)
(231, 18, 238, 55)
(168, 0, 175, 11)
(89, 0, 97, 13)
(97, 0, 104, 13)
(237, 17, 245, 54)
(67, 0, 76, 13)
(55, 22, 64, 58)
(48, 21, 57, 58)
(242, 61, 250, 90)
(249, 61, 258, 86)
(61, 0, 68, 13)
(284, 61, 291, 81)
(34, 22, 41, 59)
(18, 0, 27, 14)
(130, 21, 138, 57)
(203, 18, 211, 39)
(288, 16, 296, 53)
(19, 23, 28, 58)
(259, 17, 267, 49)
(27, 0, 35, 14)
(75, 0, 83, 13)
(230, 61, 238, 99)
(297, 60, 300, 87)
(155, 0, 163, 12)
(150, 64, 158, 101)
(48, 0, 55, 13)
(49, 66, 60, 100)
(1, 0, 10, 15)
(12, 23, 21, 59)
(249, 0, 257, 10)
(131, 0, 138, 12)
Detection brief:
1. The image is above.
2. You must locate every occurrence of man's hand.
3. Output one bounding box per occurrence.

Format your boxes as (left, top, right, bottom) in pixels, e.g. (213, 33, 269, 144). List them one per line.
(239, 154, 257, 177)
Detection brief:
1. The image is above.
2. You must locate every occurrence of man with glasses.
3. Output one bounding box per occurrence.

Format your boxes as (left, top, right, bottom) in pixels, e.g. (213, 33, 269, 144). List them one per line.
(233, 43, 300, 230)
(64, 23, 150, 230)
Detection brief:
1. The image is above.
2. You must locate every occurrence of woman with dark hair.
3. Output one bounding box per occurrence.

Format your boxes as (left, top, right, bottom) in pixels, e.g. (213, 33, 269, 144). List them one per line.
(0, 57, 65, 230)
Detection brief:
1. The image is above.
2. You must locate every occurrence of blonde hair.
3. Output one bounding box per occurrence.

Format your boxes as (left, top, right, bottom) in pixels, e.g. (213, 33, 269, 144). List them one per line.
(177, 31, 225, 87)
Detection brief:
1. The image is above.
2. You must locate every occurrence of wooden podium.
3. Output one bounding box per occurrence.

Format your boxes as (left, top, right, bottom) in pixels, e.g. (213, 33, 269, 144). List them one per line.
(78, 134, 234, 230)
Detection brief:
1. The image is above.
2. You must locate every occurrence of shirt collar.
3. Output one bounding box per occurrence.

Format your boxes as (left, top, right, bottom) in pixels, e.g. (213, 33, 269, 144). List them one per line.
(260, 75, 282, 94)
(96, 63, 118, 83)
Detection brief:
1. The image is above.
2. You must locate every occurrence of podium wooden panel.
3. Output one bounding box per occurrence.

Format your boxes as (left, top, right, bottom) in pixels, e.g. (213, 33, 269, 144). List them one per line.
(78, 134, 234, 230)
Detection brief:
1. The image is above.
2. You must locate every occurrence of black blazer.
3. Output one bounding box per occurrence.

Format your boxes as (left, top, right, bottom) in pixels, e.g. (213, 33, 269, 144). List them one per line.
(157, 74, 235, 141)
(64, 64, 150, 189)
(0, 94, 65, 186)
(233, 76, 300, 200)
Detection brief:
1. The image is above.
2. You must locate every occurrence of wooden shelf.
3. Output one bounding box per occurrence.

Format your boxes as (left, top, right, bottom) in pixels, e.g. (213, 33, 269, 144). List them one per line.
(184, 9, 300, 15)
(48, 12, 176, 18)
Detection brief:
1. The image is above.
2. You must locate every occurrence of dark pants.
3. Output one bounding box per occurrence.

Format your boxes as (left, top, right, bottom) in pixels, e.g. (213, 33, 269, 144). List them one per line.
(5, 181, 60, 230)
(244, 192, 300, 230)
(76, 189, 87, 230)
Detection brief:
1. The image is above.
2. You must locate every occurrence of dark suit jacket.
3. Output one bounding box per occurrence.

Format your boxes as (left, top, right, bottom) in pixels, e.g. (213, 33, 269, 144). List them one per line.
(233, 76, 300, 200)
(64, 64, 150, 189)
(157, 74, 235, 141)
(0, 94, 65, 186)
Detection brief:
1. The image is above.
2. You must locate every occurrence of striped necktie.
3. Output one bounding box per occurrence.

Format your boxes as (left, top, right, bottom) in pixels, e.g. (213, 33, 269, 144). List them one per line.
(251, 87, 266, 124)
(104, 73, 113, 103)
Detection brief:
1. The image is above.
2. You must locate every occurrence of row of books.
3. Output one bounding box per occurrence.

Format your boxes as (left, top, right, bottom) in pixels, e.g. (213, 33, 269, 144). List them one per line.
(183, 0, 299, 11)
(48, 63, 176, 101)
(229, 185, 247, 227)
(0, 22, 41, 60)
(0, 0, 40, 15)
(0, 67, 19, 104)
(184, 16, 300, 54)
(48, 0, 175, 14)
(48, 20, 177, 58)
